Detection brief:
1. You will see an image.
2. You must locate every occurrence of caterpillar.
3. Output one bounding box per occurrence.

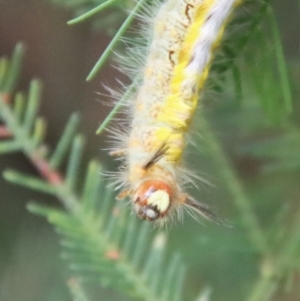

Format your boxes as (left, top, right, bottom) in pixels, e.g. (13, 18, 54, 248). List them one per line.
(108, 0, 241, 224)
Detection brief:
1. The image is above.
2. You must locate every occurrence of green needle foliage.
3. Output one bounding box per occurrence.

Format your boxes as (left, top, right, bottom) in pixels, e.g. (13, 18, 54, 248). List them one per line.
(1, 1, 300, 301)
(0, 45, 186, 301)
(67, 0, 118, 25)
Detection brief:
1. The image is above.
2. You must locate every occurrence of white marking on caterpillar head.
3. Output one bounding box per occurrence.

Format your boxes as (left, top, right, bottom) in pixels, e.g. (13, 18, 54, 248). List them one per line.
(133, 179, 172, 221)
(147, 190, 170, 213)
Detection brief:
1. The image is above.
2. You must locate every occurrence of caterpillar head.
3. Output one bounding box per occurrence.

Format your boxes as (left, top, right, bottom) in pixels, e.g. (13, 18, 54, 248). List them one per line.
(116, 173, 221, 224)
(133, 179, 172, 221)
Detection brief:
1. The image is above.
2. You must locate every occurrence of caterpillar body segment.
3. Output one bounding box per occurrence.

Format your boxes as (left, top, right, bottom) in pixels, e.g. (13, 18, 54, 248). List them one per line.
(109, 0, 241, 224)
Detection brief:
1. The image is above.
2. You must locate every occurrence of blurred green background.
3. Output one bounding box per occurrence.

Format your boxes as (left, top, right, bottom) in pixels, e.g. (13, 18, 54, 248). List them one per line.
(0, 1, 300, 301)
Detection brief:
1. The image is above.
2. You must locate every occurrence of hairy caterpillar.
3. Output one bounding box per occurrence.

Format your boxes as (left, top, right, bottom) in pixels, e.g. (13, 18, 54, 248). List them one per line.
(108, 0, 241, 224)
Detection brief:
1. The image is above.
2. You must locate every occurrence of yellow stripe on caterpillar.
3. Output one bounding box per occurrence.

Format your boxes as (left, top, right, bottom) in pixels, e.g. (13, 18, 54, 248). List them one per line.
(108, 0, 242, 225)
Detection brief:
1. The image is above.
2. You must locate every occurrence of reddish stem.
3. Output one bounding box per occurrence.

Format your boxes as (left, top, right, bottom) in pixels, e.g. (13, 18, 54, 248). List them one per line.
(0, 126, 12, 138)
(105, 250, 120, 261)
(31, 153, 63, 186)
(1, 93, 10, 104)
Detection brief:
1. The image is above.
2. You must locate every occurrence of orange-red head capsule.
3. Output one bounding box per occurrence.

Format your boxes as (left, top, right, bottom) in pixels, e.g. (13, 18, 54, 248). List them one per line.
(133, 180, 173, 221)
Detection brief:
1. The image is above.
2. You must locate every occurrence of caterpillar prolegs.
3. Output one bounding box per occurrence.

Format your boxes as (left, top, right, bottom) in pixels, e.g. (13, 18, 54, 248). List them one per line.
(108, 0, 241, 224)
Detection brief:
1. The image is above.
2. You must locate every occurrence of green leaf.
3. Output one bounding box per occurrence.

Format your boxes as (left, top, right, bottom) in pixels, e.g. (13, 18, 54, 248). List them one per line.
(49, 112, 80, 169)
(27, 202, 63, 217)
(32, 117, 47, 147)
(0, 141, 20, 154)
(3, 169, 56, 194)
(268, 8, 293, 114)
(86, 0, 147, 81)
(81, 160, 102, 213)
(23, 79, 43, 134)
(67, 0, 118, 25)
(66, 135, 85, 191)
(0, 57, 8, 89)
(13, 92, 26, 124)
(1, 42, 25, 92)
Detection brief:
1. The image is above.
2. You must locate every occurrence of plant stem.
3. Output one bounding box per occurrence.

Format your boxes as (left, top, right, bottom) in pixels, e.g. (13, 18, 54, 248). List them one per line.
(86, 0, 147, 81)
(0, 93, 78, 211)
(0, 92, 174, 301)
(67, 0, 118, 25)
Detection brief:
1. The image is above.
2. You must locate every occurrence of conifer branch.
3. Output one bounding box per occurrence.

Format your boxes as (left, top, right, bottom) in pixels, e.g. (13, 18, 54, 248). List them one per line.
(0, 45, 187, 301)
(1, 0, 298, 299)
